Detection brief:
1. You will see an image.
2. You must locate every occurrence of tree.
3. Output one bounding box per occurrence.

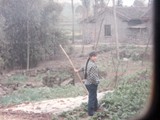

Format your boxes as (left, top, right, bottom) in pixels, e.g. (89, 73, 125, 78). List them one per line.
(40, 1, 65, 59)
(0, 0, 65, 69)
(0, 13, 6, 70)
(148, 0, 153, 6)
(71, 0, 75, 44)
(113, 0, 120, 60)
(133, 0, 145, 7)
(80, 0, 91, 54)
(117, 0, 123, 6)
(81, 0, 91, 18)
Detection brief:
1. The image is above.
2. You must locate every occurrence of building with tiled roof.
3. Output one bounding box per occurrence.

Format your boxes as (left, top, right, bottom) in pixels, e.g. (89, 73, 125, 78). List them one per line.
(80, 6, 152, 45)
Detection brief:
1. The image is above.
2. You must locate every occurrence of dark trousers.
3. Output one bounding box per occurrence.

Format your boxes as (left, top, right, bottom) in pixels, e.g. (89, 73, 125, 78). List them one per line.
(85, 84, 98, 116)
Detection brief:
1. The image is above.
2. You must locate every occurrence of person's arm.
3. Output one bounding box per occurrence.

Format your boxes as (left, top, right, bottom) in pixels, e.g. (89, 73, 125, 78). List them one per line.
(74, 67, 84, 72)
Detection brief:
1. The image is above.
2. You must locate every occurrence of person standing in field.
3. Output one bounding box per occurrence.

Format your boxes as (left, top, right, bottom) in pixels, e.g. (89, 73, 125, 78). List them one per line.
(75, 51, 100, 116)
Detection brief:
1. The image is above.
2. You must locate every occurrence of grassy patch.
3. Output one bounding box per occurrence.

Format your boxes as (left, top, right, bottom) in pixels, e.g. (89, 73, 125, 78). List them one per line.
(0, 84, 85, 106)
(2, 74, 28, 84)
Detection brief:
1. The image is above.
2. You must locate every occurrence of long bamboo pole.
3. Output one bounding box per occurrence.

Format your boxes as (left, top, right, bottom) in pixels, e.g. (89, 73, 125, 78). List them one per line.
(59, 45, 88, 95)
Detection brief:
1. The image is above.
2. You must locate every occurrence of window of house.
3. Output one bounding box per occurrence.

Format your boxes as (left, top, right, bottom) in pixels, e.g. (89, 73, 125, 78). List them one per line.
(104, 24, 111, 36)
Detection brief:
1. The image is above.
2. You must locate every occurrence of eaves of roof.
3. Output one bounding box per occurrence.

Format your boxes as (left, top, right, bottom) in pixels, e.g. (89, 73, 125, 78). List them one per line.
(97, 6, 148, 21)
(79, 6, 148, 24)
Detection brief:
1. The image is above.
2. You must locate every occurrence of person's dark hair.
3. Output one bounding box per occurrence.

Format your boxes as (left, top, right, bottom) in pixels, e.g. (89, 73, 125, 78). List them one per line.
(84, 51, 97, 79)
(89, 51, 97, 57)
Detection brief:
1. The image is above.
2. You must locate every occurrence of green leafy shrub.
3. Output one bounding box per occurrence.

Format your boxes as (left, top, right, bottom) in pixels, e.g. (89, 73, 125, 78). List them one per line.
(98, 78, 150, 120)
(56, 71, 151, 120)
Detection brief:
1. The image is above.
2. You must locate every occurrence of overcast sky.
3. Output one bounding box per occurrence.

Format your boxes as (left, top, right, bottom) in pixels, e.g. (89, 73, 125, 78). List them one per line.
(57, 0, 149, 6)
(123, 0, 135, 6)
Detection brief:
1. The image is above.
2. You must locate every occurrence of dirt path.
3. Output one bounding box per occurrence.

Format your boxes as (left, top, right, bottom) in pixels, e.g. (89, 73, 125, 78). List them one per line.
(0, 91, 113, 120)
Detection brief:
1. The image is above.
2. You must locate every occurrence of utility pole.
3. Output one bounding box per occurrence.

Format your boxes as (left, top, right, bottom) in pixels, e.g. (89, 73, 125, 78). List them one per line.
(113, 0, 119, 60)
(71, 0, 75, 44)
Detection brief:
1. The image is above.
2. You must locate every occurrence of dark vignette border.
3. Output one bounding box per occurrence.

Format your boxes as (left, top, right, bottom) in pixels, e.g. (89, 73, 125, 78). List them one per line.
(138, 0, 160, 120)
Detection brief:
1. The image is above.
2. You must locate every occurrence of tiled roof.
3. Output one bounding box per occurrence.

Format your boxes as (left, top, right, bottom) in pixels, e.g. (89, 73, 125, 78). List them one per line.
(104, 6, 148, 21)
(81, 16, 96, 23)
(141, 7, 152, 20)
(80, 6, 149, 23)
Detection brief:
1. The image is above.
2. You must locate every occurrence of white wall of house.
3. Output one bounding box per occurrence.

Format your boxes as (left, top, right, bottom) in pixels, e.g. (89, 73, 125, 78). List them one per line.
(81, 11, 151, 45)
(89, 11, 129, 44)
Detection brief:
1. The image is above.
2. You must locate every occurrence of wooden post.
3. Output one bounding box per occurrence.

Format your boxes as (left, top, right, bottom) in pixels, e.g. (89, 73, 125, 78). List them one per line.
(71, 0, 75, 44)
(113, 0, 120, 60)
(59, 45, 88, 95)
